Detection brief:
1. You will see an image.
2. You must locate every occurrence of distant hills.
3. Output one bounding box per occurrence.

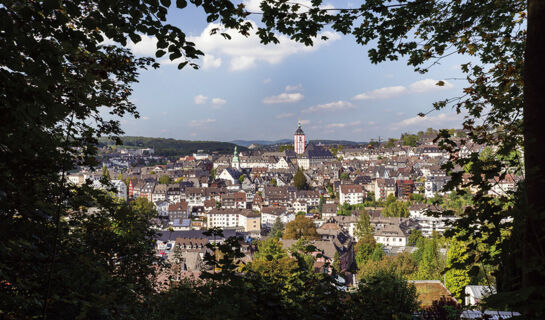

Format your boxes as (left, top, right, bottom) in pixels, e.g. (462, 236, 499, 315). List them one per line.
(98, 136, 246, 156)
(231, 139, 367, 147)
(230, 139, 291, 147)
(97, 136, 367, 157)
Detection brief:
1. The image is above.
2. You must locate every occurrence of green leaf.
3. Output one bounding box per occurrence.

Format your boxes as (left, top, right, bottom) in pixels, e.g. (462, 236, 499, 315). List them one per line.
(176, 0, 187, 8)
(156, 50, 166, 57)
(129, 33, 142, 44)
(177, 61, 189, 69)
(160, 0, 171, 7)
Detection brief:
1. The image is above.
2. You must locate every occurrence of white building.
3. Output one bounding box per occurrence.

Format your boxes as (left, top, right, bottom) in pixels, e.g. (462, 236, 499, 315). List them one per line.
(339, 184, 364, 205)
(206, 208, 261, 233)
(261, 207, 295, 227)
(465, 285, 496, 306)
(374, 225, 408, 247)
(91, 179, 127, 201)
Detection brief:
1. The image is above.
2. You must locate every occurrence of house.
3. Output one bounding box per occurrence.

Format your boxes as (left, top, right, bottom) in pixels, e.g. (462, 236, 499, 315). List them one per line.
(91, 179, 127, 201)
(408, 280, 454, 308)
(292, 200, 308, 214)
(166, 185, 182, 203)
(206, 208, 261, 233)
(396, 179, 415, 199)
(168, 201, 189, 222)
(339, 184, 364, 205)
(464, 285, 496, 306)
(374, 224, 408, 247)
(186, 187, 208, 207)
(155, 200, 170, 218)
(425, 175, 450, 198)
(331, 215, 359, 239)
(152, 183, 167, 202)
(280, 234, 354, 274)
(374, 178, 396, 201)
(218, 167, 242, 185)
(409, 205, 457, 237)
(321, 203, 337, 219)
(221, 192, 246, 209)
(203, 199, 216, 212)
(295, 190, 320, 207)
(261, 206, 295, 227)
(141, 182, 155, 202)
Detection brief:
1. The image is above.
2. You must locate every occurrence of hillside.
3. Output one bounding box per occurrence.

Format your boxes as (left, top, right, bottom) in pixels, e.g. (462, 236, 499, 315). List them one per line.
(99, 136, 246, 156)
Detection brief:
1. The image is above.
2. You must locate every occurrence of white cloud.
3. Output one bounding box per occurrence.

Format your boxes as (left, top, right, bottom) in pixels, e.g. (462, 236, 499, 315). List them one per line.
(194, 95, 226, 108)
(302, 100, 353, 113)
(285, 83, 303, 91)
(353, 86, 407, 100)
(126, 35, 188, 66)
(409, 78, 454, 93)
(276, 113, 294, 119)
(325, 120, 360, 128)
(263, 78, 272, 84)
(300, 119, 311, 125)
(190, 119, 216, 127)
(141, 116, 150, 120)
(352, 79, 453, 100)
(202, 54, 222, 69)
(263, 92, 304, 104)
(190, 21, 340, 71)
(230, 56, 256, 71)
(391, 113, 461, 130)
(211, 98, 227, 107)
(194, 94, 208, 104)
(126, 35, 157, 56)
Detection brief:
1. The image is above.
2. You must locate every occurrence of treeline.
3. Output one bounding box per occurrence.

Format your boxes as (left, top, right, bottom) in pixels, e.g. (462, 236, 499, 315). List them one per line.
(98, 136, 247, 156)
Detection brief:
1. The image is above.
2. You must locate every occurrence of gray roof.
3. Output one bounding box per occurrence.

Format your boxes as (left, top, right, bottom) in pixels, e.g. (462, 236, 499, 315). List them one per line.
(154, 229, 242, 242)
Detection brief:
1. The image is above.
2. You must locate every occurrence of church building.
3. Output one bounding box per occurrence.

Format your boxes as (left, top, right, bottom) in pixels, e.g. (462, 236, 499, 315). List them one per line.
(293, 121, 335, 169)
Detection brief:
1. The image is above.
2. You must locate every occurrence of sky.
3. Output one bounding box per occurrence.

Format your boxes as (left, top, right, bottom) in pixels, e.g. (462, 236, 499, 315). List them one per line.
(118, 1, 470, 142)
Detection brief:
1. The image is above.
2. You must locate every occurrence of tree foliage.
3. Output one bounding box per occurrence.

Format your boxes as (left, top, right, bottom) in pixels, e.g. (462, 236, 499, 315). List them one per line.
(99, 136, 246, 156)
(349, 270, 419, 320)
(269, 217, 284, 238)
(384, 138, 397, 148)
(159, 175, 172, 184)
(293, 168, 308, 190)
(355, 234, 377, 268)
(400, 133, 418, 147)
(283, 215, 319, 240)
(354, 210, 373, 240)
(412, 235, 445, 281)
(382, 196, 410, 217)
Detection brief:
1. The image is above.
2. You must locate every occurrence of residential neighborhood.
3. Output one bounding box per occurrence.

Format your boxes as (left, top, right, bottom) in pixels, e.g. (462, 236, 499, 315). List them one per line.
(65, 122, 520, 298)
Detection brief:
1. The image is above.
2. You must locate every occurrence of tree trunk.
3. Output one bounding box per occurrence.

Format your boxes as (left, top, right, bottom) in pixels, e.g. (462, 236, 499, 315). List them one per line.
(523, 0, 545, 317)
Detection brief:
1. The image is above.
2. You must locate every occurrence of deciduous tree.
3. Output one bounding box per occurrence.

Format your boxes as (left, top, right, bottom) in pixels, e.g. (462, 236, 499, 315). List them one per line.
(283, 215, 319, 240)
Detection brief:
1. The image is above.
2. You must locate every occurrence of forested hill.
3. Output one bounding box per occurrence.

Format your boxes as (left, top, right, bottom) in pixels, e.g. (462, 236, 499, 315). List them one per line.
(232, 139, 366, 147)
(98, 136, 247, 156)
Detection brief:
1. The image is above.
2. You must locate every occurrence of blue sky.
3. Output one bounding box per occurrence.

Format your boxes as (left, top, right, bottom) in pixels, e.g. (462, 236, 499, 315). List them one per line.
(119, 1, 469, 142)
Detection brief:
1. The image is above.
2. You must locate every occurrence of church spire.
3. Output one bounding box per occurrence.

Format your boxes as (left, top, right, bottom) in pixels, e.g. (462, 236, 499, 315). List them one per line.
(294, 121, 306, 154)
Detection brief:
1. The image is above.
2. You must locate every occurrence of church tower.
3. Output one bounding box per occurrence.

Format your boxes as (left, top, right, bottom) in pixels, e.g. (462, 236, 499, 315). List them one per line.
(294, 121, 306, 155)
(232, 146, 241, 170)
